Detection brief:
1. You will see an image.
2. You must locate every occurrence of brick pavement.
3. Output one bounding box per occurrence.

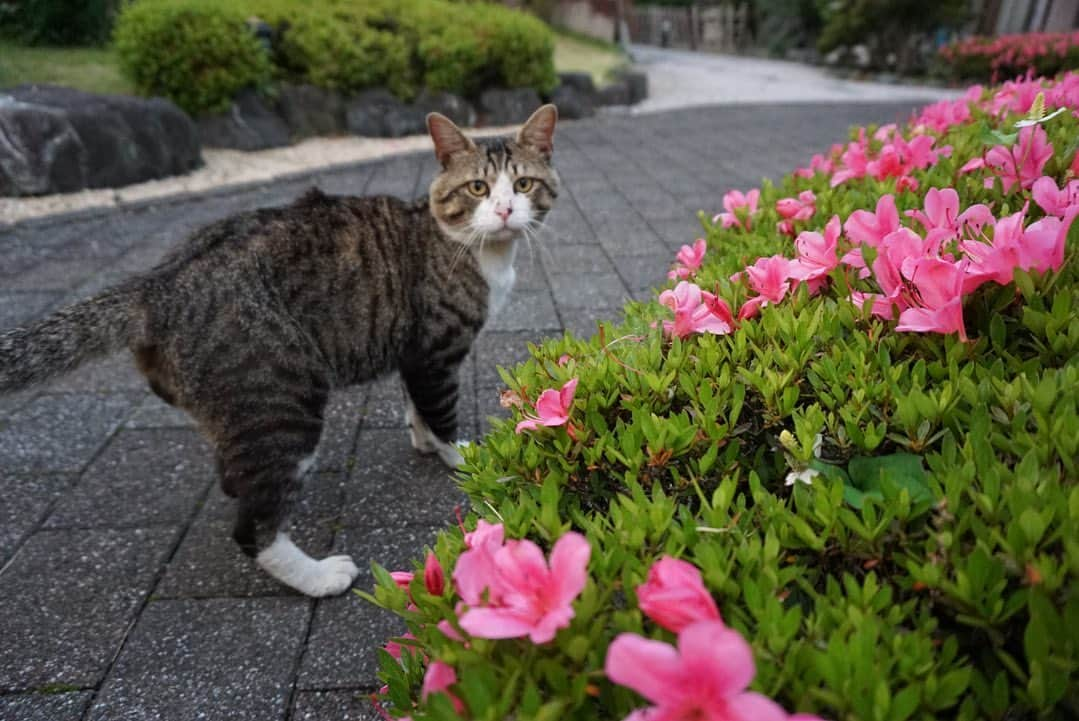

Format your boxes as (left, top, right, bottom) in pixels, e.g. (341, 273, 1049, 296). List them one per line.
(0, 102, 931, 720)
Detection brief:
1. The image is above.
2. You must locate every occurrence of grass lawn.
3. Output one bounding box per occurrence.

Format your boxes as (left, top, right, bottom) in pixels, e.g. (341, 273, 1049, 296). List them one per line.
(553, 30, 628, 86)
(0, 41, 133, 95)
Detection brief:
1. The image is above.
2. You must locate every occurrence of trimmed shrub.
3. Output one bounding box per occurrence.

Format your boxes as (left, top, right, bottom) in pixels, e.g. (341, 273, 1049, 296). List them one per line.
(112, 0, 272, 116)
(272, 4, 415, 99)
(111, 0, 556, 116)
(362, 73, 1079, 721)
(941, 31, 1079, 83)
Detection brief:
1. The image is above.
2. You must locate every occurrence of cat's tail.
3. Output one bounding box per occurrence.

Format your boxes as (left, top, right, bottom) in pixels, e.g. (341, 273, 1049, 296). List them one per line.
(0, 280, 144, 393)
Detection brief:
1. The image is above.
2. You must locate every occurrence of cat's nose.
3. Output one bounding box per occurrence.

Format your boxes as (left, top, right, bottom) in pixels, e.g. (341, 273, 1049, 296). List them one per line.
(495, 207, 511, 221)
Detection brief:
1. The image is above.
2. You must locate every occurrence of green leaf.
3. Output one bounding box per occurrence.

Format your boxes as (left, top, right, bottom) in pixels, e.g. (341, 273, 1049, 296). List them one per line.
(844, 453, 933, 508)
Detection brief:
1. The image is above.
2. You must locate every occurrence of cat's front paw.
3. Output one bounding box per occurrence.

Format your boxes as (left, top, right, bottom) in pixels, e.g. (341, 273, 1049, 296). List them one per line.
(304, 555, 361, 597)
(436, 439, 470, 469)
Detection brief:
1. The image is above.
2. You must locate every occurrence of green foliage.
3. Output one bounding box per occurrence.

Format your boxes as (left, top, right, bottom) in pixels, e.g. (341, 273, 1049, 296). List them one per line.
(363, 83, 1079, 720)
(111, 0, 556, 115)
(112, 0, 272, 115)
(816, 0, 967, 71)
(10, 0, 117, 46)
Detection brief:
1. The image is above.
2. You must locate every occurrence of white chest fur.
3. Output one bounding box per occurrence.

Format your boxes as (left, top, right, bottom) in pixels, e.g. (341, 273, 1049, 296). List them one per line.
(476, 241, 517, 319)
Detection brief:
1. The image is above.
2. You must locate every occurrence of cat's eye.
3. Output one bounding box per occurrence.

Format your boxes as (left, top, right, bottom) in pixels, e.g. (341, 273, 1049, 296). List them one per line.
(466, 180, 489, 197)
(514, 177, 534, 193)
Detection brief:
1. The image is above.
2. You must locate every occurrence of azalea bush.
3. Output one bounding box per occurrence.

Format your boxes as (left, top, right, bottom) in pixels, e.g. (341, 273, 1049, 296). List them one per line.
(941, 31, 1079, 83)
(363, 73, 1079, 721)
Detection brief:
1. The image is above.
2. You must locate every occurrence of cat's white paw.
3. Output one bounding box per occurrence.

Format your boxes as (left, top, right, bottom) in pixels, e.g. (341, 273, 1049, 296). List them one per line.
(257, 534, 360, 597)
(304, 555, 361, 597)
(436, 439, 470, 469)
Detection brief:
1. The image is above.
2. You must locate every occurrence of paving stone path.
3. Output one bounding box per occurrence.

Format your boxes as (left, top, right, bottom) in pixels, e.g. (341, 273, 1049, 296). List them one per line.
(0, 102, 931, 721)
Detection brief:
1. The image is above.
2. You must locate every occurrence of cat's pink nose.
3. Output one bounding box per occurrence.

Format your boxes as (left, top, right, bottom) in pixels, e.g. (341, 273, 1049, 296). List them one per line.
(495, 207, 511, 221)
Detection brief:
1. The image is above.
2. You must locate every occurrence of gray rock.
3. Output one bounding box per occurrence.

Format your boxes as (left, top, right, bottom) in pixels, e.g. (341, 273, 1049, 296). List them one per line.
(0, 97, 84, 196)
(0, 85, 201, 197)
(620, 70, 649, 103)
(345, 88, 425, 138)
(597, 80, 631, 106)
(197, 89, 290, 150)
(276, 83, 345, 139)
(413, 89, 476, 128)
(557, 71, 596, 95)
(549, 83, 595, 120)
(478, 87, 543, 125)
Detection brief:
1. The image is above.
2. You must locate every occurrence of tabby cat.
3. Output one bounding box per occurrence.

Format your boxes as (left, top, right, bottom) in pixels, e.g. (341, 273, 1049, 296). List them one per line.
(0, 105, 560, 597)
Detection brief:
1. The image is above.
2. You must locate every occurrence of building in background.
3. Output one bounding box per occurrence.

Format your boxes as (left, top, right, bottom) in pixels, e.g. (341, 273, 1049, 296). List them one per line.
(976, 0, 1079, 33)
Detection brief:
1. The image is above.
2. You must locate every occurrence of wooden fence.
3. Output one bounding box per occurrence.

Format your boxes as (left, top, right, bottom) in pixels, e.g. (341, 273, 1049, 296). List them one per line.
(628, 3, 752, 52)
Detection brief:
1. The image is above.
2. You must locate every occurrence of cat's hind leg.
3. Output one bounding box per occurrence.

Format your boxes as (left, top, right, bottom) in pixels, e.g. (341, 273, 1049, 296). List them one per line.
(217, 406, 359, 597)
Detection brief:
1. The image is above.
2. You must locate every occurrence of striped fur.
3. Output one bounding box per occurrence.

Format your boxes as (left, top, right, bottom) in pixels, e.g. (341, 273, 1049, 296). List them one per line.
(0, 106, 559, 595)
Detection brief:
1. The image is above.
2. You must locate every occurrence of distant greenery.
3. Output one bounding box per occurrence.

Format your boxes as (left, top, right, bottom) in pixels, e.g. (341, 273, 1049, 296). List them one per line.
(2, 0, 118, 46)
(0, 40, 132, 94)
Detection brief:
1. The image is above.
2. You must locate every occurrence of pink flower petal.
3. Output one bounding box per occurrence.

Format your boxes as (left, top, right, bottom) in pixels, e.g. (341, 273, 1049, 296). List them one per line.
(605, 633, 684, 705)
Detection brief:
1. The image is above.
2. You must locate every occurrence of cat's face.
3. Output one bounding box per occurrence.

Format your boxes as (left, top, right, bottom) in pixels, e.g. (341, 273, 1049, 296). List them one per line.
(427, 106, 560, 244)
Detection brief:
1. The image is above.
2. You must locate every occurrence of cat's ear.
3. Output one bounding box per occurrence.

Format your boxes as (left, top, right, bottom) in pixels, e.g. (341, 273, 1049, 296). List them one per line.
(427, 113, 476, 167)
(516, 104, 558, 159)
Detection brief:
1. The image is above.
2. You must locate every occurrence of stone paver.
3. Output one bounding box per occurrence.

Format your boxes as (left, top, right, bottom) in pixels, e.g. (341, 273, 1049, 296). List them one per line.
(0, 101, 933, 719)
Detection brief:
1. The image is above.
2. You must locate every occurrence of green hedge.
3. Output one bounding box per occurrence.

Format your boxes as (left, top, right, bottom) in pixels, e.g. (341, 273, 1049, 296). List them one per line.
(362, 75, 1079, 720)
(112, 0, 556, 116)
(112, 0, 272, 115)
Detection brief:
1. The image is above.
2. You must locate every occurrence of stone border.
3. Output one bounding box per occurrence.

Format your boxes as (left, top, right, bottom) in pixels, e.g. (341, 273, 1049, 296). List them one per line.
(196, 71, 648, 151)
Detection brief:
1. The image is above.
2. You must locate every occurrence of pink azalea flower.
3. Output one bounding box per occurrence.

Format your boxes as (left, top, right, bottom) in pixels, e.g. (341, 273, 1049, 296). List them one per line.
(605, 620, 794, 721)
(896, 175, 920, 194)
(906, 187, 962, 250)
(961, 210, 1026, 291)
(421, 661, 465, 714)
(391, 571, 414, 592)
(841, 195, 900, 276)
(437, 619, 466, 642)
(514, 378, 578, 433)
(737, 255, 793, 320)
(896, 258, 969, 342)
(1032, 175, 1079, 218)
(912, 97, 972, 133)
(830, 136, 869, 187)
(1019, 207, 1076, 273)
(658, 281, 735, 338)
(463, 518, 504, 550)
(713, 189, 760, 231)
(883, 228, 936, 289)
(636, 556, 721, 633)
(424, 552, 445, 596)
(383, 632, 418, 661)
(959, 157, 985, 174)
(788, 215, 841, 295)
(668, 239, 707, 280)
(957, 204, 996, 239)
(775, 190, 816, 222)
(984, 125, 1053, 193)
(455, 531, 591, 644)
